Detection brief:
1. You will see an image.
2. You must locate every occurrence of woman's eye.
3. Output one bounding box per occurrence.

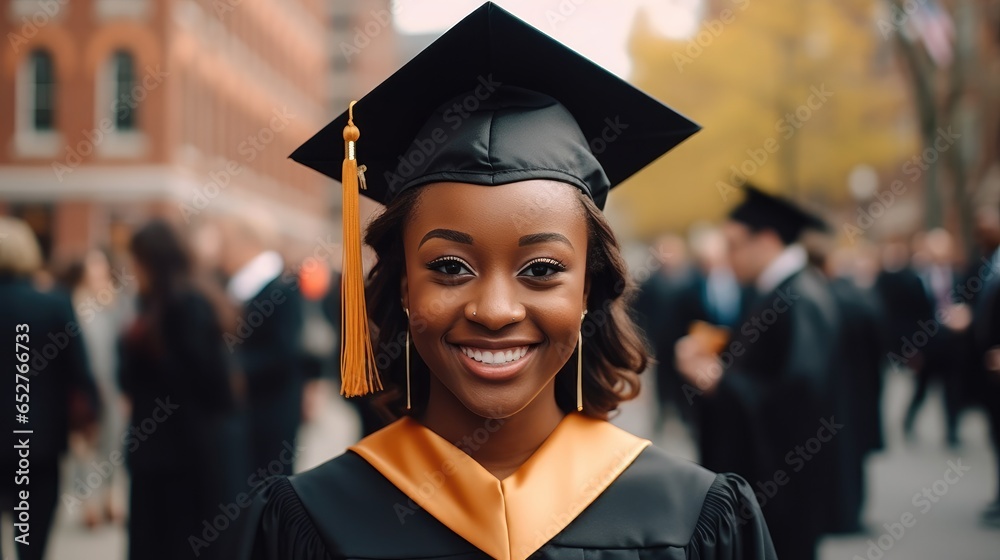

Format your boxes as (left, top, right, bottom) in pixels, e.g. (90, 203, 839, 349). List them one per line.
(428, 258, 473, 276)
(520, 259, 565, 278)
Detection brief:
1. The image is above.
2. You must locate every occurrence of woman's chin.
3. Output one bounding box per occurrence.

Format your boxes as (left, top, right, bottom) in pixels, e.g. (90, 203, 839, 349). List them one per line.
(452, 388, 536, 420)
(457, 398, 523, 420)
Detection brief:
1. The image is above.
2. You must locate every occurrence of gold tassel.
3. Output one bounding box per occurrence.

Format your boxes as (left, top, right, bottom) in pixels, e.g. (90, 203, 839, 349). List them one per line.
(340, 101, 382, 397)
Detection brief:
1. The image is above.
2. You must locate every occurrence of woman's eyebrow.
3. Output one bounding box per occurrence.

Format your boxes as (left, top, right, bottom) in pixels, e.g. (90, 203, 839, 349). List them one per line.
(519, 232, 573, 248)
(419, 228, 474, 248)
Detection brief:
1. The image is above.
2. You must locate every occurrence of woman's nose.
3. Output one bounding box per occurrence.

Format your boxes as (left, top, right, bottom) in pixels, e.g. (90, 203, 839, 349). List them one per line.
(464, 275, 525, 330)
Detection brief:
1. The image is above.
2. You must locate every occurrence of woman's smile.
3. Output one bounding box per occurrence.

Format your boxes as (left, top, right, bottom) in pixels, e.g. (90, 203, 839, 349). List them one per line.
(459, 345, 529, 365)
(449, 341, 539, 382)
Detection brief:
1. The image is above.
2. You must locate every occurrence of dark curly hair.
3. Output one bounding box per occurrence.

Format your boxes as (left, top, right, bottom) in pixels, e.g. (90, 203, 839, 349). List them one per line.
(363, 185, 647, 421)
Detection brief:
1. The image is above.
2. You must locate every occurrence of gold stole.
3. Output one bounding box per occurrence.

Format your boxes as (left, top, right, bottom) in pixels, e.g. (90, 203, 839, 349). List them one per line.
(349, 412, 650, 560)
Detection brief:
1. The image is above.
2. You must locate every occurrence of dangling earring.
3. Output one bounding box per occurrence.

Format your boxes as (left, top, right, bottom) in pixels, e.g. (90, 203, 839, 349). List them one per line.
(404, 307, 411, 410)
(578, 309, 588, 412)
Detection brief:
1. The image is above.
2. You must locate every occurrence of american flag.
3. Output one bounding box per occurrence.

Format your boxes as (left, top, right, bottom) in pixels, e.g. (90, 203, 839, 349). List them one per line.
(905, 0, 955, 67)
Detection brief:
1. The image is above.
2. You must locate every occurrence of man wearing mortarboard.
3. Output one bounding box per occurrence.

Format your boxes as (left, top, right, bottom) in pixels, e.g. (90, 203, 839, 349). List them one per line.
(676, 184, 839, 560)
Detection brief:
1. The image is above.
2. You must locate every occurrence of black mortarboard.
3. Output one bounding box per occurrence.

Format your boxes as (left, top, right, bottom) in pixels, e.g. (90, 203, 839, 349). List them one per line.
(290, 1, 699, 211)
(728, 185, 829, 245)
(300, 2, 699, 397)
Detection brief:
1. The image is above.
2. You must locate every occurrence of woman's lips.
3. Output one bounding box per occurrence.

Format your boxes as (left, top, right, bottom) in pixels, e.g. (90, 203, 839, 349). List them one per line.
(460, 345, 529, 365)
(451, 344, 536, 382)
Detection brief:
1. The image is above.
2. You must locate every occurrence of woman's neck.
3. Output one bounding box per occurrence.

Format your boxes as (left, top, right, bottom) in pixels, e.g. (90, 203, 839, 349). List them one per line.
(418, 378, 566, 480)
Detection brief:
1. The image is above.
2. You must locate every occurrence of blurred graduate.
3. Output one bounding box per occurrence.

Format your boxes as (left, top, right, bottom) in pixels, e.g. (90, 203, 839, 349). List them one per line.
(235, 4, 776, 559)
(675, 185, 839, 560)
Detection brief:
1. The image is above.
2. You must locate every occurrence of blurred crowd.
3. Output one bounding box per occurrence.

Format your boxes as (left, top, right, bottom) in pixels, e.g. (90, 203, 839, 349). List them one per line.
(634, 206, 1000, 558)
(3, 198, 1000, 558)
(1, 214, 347, 560)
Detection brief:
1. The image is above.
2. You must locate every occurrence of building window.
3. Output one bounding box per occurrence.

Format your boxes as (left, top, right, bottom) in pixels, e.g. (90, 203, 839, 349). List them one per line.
(112, 51, 136, 130)
(30, 50, 55, 131)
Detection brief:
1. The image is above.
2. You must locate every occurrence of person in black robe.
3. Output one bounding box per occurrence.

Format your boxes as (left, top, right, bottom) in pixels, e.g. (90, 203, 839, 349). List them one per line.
(218, 214, 305, 477)
(1, 217, 100, 560)
(681, 226, 751, 442)
(119, 220, 243, 560)
(676, 185, 838, 560)
(233, 4, 777, 559)
(634, 233, 699, 430)
(806, 236, 889, 534)
(970, 208, 1000, 525)
(907, 228, 970, 446)
(874, 239, 936, 382)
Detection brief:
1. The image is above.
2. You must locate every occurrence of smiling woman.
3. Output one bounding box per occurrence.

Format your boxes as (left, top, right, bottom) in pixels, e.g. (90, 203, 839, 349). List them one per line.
(364, 179, 646, 427)
(234, 3, 777, 560)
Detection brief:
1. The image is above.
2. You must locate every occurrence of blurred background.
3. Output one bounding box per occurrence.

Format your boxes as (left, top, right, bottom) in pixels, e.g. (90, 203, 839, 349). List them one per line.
(1, 0, 1000, 558)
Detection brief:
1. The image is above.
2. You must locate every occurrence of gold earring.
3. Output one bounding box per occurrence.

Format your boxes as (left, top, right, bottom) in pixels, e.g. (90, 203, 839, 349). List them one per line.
(578, 309, 587, 412)
(404, 307, 411, 410)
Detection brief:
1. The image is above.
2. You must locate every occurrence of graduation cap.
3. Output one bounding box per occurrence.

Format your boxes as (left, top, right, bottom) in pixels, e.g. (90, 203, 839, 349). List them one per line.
(728, 185, 829, 245)
(296, 1, 700, 397)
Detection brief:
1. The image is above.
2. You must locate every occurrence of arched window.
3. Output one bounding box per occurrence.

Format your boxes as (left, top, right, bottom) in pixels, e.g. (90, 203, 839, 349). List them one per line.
(30, 50, 55, 130)
(112, 50, 136, 130)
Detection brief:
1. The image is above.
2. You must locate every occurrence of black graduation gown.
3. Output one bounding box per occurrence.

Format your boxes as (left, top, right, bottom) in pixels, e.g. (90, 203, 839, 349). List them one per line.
(697, 267, 839, 560)
(236, 414, 777, 560)
(235, 274, 305, 475)
(971, 253, 1000, 503)
(826, 278, 888, 533)
(118, 289, 244, 560)
(635, 268, 699, 417)
(2, 276, 100, 560)
(874, 268, 935, 370)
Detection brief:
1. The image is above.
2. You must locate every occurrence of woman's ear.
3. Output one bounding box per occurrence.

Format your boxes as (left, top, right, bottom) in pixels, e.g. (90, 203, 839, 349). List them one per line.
(582, 275, 591, 309)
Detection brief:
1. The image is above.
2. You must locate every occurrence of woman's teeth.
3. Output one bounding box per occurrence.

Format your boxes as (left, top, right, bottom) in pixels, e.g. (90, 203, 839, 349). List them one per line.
(460, 346, 529, 365)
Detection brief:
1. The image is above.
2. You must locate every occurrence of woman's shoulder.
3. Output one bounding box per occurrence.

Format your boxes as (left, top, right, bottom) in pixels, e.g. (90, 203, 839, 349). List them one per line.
(235, 454, 365, 560)
(237, 451, 430, 560)
(634, 446, 776, 557)
(621, 444, 719, 497)
(255, 451, 382, 517)
(573, 445, 719, 542)
(567, 445, 775, 556)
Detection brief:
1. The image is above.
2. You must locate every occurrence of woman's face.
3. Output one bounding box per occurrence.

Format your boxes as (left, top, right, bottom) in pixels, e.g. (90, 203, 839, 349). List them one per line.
(401, 180, 590, 419)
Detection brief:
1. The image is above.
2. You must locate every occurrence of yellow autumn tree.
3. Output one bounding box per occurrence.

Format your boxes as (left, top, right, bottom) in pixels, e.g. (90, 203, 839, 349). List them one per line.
(615, 0, 918, 238)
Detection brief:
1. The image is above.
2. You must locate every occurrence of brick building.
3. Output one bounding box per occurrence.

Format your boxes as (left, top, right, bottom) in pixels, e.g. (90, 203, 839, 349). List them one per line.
(0, 0, 335, 263)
